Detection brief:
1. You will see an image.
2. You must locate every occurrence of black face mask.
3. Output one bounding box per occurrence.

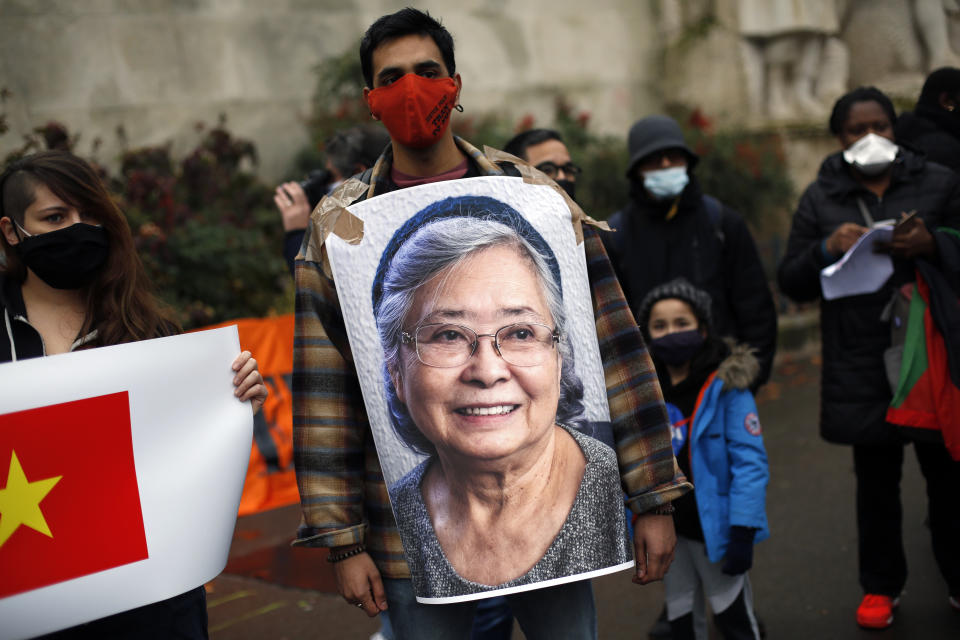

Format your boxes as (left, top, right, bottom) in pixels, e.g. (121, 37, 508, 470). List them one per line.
(649, 329, 705, 366)
(15, 223, 109, 289)
(556, 179, 576, 201)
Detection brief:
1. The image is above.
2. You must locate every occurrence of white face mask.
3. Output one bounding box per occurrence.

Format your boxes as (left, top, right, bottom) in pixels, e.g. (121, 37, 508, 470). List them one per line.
(843, 133, 899, 176)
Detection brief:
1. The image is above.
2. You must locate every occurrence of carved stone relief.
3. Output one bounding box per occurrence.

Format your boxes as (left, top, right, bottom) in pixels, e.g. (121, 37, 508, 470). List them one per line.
(841, 0, 960, 93)
(737, 0, 848, 120)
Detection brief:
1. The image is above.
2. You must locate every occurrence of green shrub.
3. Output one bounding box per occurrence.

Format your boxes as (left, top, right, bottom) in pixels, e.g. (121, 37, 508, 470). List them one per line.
(550, 99, 631, 220)
(295, 50, 370, 177)
(675, 108, 795, 229)
(115, 118, 290, 328)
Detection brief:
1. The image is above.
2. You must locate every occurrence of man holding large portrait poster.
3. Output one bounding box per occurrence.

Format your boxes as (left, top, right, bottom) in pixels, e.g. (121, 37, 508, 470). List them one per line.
(292, 8, 691, 638)
(346, 185, 635, 603)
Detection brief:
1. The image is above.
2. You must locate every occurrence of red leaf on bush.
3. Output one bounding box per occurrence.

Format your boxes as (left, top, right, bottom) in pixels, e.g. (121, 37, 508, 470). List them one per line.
(688, 108, 712, 133)
(515, 114, 535, 133)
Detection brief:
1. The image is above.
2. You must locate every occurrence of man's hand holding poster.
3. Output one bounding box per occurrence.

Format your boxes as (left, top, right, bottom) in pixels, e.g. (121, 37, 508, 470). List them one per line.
(323, 176, 633, 603)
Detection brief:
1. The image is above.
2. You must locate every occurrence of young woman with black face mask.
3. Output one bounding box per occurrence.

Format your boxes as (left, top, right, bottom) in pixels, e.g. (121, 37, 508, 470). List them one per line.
(0, 150, 268, 638)
(637, 278, 769, 640)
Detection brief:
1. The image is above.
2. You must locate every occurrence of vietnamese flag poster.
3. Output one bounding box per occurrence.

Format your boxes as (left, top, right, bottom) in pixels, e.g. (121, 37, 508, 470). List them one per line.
(0, 393, 149, 598)
(0, 326, 253, 640)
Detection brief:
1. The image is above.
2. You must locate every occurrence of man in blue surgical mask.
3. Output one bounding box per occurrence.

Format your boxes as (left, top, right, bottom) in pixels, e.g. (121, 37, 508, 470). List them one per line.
(603, 115, 777, 389)
(603, 113, 777, 639)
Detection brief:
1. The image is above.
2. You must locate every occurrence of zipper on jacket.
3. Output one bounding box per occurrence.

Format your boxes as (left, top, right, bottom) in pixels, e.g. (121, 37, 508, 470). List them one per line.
(5, 309, 45, 360)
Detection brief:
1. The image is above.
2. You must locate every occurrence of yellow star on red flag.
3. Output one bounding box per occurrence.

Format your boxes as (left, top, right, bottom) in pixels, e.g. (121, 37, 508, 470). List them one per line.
(0, 450, 62, 548)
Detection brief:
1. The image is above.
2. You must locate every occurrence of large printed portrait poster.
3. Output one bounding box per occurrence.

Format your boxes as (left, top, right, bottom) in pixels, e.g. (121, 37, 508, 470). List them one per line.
(324, 176, 632, 603)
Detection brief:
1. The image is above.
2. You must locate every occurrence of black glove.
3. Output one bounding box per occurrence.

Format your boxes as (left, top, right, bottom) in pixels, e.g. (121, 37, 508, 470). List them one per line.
(722, 526, 756, 575)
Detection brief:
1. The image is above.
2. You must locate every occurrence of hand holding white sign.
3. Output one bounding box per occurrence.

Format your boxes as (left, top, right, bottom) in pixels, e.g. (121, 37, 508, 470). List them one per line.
(0, 327, 253, 640)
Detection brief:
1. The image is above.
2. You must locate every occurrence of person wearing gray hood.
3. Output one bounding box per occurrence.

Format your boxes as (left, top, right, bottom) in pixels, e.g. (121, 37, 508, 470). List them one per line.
(602, 115, 777, 390)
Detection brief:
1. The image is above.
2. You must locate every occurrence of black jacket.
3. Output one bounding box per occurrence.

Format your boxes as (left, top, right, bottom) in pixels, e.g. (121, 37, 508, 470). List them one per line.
(895, 108, 960, 174)
(602, 176, 778, 387)
(777, 148, 960, 444)
(0, 275, 44, 362)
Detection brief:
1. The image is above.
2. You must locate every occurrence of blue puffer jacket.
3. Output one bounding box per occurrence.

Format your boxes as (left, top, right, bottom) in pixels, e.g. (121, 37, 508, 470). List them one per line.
(668, 344, 770, 563)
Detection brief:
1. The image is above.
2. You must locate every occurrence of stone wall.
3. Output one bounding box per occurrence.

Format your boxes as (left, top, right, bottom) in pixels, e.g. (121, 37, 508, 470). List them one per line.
(0, 0, 661, 180)
(3, 0, 954, 188)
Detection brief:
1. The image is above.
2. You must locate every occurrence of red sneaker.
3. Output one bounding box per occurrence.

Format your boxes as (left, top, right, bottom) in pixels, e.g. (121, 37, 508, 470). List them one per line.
(856, 594, 900, 629)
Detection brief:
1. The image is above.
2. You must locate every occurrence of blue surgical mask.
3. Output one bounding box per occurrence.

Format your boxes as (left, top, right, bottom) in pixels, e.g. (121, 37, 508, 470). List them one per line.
(642, 166, 689, 200)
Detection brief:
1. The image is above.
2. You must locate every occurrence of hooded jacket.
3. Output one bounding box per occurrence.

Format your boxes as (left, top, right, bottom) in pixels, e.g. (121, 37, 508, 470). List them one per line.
(603, 176, 777, 387)
(1, 274, 44, 362)
(777, 148, 960, 444)
(1, 274, 99, 362)
(665, 342, 770, 564)
(895, 106, 960, 174)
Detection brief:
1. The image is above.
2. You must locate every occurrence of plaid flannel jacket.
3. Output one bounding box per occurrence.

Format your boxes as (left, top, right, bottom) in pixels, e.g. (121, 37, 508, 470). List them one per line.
(292, 137, 691, 578)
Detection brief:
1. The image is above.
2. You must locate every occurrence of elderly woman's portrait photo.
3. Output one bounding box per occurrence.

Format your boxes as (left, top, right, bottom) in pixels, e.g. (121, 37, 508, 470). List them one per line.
(323, 178, 632, 603)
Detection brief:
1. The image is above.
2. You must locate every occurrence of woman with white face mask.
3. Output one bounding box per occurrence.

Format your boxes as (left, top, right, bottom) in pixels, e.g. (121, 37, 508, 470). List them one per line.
(778, 87, 960, 631)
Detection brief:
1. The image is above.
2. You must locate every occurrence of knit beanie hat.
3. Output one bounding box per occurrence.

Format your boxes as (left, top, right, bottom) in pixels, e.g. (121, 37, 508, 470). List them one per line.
(625, 115, 699, 176)
(636, 277, 713, 338)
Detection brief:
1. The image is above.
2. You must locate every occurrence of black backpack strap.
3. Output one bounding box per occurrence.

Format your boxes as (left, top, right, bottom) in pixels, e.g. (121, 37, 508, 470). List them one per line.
(702, 194, 725, 246)
(605, 210, 626, 256)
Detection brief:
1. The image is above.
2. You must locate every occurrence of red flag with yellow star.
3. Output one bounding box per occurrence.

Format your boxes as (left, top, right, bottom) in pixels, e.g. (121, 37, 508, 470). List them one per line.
(0, 326, 251, 639)
(0, 392, 149, 599)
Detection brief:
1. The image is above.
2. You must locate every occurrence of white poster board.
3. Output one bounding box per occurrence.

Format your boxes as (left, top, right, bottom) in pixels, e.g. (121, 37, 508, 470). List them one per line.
(325, 176, 632, 603)
(0, 327, 252, 639)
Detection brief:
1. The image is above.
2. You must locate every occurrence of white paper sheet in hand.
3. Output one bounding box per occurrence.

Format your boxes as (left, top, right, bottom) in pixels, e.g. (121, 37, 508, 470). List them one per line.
(820, 227, 894, 300)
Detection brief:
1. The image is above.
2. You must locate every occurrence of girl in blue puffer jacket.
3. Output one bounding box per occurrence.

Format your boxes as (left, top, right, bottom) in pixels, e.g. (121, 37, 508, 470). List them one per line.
(638, 278, 769, 640)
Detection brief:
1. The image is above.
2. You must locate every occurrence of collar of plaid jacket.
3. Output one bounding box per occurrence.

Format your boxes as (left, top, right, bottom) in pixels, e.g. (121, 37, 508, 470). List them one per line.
(364, 136, 505, 200)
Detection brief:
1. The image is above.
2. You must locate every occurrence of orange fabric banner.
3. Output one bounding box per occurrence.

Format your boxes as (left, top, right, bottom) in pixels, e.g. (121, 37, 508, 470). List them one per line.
(201, 315, 300, 515)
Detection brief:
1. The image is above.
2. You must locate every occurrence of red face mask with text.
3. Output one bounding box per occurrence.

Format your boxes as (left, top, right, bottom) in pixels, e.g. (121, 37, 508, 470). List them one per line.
(366, 74, 459, 149)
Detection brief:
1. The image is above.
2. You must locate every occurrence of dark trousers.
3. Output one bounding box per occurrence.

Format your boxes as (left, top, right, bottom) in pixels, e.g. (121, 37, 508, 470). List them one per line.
(37, 586, 208, 639)
(382, 578, 596, 640)
(670, 588, 759, 640)
(471, 596, 513, 640)
(853, 441, 960, 597)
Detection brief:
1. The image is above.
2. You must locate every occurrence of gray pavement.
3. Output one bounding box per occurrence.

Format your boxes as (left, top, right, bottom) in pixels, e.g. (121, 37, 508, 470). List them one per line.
(207, 354, 960, 639)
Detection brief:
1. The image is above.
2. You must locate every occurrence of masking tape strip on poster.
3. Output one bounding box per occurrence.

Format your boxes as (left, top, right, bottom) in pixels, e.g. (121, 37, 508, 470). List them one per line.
(302, 178, 367, 277)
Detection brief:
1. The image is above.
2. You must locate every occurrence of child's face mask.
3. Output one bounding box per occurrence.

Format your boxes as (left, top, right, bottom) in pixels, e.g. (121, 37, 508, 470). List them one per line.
(649, 329, 705, 365)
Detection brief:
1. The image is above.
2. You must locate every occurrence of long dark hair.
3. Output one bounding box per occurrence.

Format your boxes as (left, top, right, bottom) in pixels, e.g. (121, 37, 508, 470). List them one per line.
(0, 150, 179, 345)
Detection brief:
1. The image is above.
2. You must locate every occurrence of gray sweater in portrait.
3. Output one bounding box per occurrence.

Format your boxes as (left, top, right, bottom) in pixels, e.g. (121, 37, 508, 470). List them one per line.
(389, 424, 632, 599)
